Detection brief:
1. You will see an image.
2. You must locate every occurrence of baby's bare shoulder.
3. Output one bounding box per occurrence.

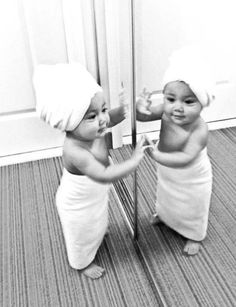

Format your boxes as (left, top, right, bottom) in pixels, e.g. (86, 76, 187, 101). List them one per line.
(63, 141, 94, 173)
(195, 118, 208, 135)
(190, 118, 208, 146)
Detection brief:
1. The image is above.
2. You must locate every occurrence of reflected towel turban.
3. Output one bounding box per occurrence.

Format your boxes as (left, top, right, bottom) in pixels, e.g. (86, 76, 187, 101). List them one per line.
(162, 47, 215, 107)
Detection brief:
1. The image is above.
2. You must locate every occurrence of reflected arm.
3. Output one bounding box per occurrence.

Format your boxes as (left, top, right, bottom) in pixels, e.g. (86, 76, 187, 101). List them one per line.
(136, 103, 164, 122)
(108, 106, 126, 127)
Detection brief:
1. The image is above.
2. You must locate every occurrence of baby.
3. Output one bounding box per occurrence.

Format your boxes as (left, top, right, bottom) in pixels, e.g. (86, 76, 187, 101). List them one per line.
(33, 63, 146, 279)
(136, 48, 215, 255)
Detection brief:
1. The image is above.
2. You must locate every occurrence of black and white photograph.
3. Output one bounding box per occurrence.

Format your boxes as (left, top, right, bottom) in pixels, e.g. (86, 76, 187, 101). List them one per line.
(1, 0, 236, 306)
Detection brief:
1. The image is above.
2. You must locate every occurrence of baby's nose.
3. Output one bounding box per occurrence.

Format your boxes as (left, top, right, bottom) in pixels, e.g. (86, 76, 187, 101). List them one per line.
(99, 113, 106, 124)
(174, 100, 184, 110)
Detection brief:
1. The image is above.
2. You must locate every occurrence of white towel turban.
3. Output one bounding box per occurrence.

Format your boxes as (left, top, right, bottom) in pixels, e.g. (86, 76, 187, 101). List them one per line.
(162, 47, 215, 107)
(33, 62, 102, 132)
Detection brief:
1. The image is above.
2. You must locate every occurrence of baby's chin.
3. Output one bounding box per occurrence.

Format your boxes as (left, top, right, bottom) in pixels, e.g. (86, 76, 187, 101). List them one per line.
(98, 127, 107, 136)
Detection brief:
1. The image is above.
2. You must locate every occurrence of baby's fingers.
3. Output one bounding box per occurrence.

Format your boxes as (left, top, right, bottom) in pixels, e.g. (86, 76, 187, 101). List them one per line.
(143, 145, 154, 150)
(143, 135, 156, 153)
(144, 134, 155, 146)
(141, 87, 151, 98)
(139, 106, 152, 115)
(137, 134, 145, 144)
(135, 135, 146, 149)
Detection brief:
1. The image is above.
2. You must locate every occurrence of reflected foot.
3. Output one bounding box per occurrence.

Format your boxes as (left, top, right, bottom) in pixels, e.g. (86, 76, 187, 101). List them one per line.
(150, 213, 162, 225)
(183, 240, 201, 256)
(82, 263, 105, 279)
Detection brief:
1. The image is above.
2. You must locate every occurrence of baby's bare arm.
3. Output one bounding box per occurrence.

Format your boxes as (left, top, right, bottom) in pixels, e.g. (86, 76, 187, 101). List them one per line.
(136, 99, 164, 122)
(69, 137, 146, 183)
(108, 87, 128, 127)
(108, 106, 126, 127)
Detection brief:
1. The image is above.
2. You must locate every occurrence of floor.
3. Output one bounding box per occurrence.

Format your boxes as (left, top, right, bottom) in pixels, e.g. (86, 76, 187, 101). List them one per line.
(1, 127, 236, 307)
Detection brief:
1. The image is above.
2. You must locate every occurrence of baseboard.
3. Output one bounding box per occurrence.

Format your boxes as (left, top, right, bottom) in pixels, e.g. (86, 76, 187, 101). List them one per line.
(0, 111, 64, 166)
(0, 147, 63, 166)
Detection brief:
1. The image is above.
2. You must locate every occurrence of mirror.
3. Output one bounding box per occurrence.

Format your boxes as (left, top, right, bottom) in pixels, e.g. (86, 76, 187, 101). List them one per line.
(114, 0, 236, 304)
(1, 0, 236, 304)
(134, 0, 236, 305)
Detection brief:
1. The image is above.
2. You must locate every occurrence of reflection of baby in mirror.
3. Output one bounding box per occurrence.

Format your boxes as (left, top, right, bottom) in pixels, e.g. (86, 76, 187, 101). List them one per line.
(33, 63, 146, 279)
(136, 48, 215, 255)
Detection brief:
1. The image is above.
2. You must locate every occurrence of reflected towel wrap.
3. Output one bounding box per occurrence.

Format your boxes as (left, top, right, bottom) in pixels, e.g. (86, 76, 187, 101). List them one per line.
(156, 148, 212, 241)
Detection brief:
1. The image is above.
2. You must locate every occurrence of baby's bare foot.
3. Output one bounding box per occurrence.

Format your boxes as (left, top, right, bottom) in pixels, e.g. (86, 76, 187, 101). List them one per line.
(183, 240, 201, 256)
(82, 263, 105, 279)
(150, 213, 162, 225)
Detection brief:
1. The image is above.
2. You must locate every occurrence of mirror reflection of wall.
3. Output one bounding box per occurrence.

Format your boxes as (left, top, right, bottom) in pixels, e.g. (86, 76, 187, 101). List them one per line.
(120, 0, 236, 141)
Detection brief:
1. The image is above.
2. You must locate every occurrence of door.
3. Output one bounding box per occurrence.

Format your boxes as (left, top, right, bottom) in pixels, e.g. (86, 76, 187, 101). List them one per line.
(0, 0, 123, 163)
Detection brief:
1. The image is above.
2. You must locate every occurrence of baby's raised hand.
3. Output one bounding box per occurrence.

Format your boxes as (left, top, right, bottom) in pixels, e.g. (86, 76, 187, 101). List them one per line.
(119, 86, 129, 118)
(136, 88, 152, 115)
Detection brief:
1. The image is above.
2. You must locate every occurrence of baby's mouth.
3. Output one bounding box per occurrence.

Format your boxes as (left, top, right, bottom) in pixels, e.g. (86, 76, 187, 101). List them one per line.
(172, 114, 184, 119)
(98, 126, 107, 134)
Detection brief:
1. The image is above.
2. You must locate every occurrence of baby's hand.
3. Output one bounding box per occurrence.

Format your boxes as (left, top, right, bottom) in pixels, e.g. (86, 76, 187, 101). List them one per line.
(119, 86, 129, 118)
(136, 88, 152, 115)
(143, 135, 157, 156)
(132, 135, 147, 163)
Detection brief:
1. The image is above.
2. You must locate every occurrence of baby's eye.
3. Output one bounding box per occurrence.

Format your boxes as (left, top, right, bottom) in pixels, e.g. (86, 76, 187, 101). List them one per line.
(166, 96, 175, 103)
(185, 99, 196, 105)
(86, 113, 96, 120)
(102, 107, 108, 113)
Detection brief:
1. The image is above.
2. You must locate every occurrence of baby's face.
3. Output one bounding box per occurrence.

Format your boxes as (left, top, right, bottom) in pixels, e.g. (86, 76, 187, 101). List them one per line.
(163, 81, 202, 126)
(73, 92, 110, 141)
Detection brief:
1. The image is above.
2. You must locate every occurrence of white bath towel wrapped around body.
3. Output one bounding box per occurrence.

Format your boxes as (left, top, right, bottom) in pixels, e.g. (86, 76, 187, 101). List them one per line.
(155, 148, 212, 241)
(56, 168, 110, 269)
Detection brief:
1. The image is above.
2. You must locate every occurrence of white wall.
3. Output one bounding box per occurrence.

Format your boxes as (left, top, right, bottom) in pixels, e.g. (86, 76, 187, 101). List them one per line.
(0, 0, 126, 163)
